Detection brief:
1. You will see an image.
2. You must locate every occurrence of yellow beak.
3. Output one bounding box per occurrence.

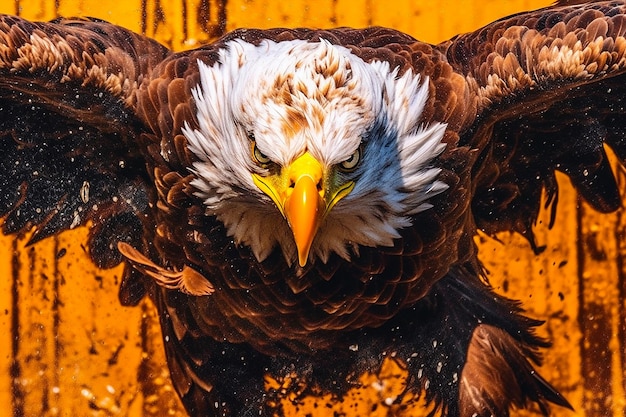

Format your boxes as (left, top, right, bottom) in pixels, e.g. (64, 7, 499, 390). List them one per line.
(252, 152, 354, 267)
(283, 153, 324, 267)
(284, 172, 323, 267)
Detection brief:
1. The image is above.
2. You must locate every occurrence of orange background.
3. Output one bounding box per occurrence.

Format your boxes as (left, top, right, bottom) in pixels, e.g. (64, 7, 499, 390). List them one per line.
(0, 0, 624, 416)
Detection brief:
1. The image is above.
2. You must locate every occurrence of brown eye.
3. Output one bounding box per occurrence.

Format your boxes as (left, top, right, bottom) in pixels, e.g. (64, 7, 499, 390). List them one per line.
(251, 141, 271, 165)
(339, 147, 361, 172)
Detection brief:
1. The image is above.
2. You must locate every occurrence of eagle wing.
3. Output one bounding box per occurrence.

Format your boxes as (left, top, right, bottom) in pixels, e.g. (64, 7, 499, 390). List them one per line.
(442, 1, 626, 246)
(0, 15, 170, 300)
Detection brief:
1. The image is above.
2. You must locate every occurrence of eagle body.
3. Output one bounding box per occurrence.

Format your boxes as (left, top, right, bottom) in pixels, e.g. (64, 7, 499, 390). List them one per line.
(2, 2, 626, 416)
(140, 30, 471, 353)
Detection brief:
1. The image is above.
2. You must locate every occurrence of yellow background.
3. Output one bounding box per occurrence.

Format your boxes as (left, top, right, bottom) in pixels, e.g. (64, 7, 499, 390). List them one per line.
(0, 0, 624, 416)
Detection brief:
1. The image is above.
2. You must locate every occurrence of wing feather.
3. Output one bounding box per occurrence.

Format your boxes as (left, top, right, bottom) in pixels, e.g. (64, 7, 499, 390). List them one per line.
(443, 1, 626, 243)
(0, 14, 170, 271)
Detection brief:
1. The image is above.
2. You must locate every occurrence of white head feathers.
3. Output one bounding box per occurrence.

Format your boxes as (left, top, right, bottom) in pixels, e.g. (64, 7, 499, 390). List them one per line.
(184, 38, 448, 265)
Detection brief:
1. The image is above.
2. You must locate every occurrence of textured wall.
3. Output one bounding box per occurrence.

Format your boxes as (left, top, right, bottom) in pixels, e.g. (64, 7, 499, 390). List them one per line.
(0, 0, 624, 416)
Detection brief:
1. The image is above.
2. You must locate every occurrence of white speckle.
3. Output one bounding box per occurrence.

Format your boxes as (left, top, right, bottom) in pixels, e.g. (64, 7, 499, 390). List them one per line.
(436, 361, 443, 373)
(452, 372, 458, 383)
(80, 388, 94, 399)
(384, 397, 395, 406)
(70, 213, 81, 229)
(349, 344, 359, 351)
(106, 385, 115, 394)
(119, 160, 126, 168)
(165, 335, 170, 342)
(52, 386, 60, 394)
(80, 181, 90, 203)
(417, 368, 423, 379)
(424, 379, 430, 390)
(432, 340, 438, 348)
(583, 169, 589, 177)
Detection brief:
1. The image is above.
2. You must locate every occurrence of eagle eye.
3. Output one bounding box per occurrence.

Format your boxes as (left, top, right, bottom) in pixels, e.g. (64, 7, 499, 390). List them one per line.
(338, 146, 361, 172)
(251, 140, 272, 166)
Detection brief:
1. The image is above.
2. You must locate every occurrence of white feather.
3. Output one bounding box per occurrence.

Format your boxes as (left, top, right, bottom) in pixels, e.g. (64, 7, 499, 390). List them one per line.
(184, 38, 448, 265)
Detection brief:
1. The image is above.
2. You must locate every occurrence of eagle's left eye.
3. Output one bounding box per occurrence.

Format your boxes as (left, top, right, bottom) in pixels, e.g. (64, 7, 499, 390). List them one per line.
(339, 147, 361, 172)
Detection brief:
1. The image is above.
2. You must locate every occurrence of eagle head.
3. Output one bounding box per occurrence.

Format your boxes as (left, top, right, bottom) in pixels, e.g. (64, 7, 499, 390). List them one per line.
(184, 38, 448, 267)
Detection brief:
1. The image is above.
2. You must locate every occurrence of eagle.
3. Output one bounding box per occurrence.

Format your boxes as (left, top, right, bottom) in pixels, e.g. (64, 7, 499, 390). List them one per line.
(0, 1, 624, 416)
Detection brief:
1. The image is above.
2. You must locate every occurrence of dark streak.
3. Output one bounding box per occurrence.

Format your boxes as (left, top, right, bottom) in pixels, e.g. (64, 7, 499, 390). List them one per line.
(577, 200, 613, 416)
(153, 0, 166, 46)
(217, 0, 227, 38)
(137, 302, 154, 408)
(614, 170, 626, 404)
(197, 0, 228, 40)
(52, 236, 61, 408)
(10, 239, 24, 417)
(141, 0, 147, 34)
(182, 0, 188, 41)
(575, 197, 586, 410)
(55, 248, 66, 259)
(107, 343, 124, 366)
(618, 244, 626, 405)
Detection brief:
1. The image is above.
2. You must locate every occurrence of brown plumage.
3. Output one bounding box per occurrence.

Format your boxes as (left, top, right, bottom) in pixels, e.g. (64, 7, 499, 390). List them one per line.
(1, 2, 625, 416)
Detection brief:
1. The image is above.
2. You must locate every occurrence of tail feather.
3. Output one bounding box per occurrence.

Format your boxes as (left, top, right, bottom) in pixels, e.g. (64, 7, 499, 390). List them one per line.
(398, 265, 571, 417)
(459, 324, 572, 416)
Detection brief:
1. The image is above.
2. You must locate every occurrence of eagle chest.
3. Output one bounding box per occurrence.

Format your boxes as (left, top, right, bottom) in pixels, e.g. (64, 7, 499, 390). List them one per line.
(154, 208, 453, 354)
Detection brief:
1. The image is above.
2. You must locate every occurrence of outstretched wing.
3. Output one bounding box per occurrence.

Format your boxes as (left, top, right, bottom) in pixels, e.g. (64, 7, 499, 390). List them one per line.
(443, 1, 626, 247)
(0, 15, 170, 289)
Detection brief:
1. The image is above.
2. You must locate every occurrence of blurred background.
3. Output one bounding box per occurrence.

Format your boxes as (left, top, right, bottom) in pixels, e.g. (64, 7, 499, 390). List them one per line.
(0, 0, 624, 416)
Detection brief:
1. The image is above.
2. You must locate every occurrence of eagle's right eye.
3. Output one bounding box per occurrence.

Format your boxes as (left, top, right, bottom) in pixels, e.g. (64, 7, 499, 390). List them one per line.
(251, 140, 272, 166)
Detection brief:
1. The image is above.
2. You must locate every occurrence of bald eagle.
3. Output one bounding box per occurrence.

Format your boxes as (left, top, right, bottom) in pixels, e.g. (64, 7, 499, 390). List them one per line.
(0, 1, 624, 416)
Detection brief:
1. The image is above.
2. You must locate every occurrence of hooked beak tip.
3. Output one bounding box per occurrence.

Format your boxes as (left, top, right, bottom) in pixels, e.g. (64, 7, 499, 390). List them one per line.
(284, 175, 323, 268)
